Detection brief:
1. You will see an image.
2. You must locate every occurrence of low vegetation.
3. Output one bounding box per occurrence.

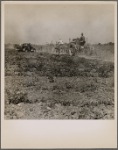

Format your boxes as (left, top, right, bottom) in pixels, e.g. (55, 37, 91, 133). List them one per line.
(5, 43, 114, 119)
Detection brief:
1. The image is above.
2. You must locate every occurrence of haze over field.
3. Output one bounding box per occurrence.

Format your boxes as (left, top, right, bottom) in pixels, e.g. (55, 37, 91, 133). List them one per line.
(5, 3, 115, 44)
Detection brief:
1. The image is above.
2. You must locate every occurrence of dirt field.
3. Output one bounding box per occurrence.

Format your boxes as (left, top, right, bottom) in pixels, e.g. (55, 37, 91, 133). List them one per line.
(4, 44, 114, 119)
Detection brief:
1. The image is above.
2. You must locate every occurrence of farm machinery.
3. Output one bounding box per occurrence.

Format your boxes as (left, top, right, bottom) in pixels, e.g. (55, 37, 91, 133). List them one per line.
(14, 43, 36, 52)
(55, 38, 87, 56)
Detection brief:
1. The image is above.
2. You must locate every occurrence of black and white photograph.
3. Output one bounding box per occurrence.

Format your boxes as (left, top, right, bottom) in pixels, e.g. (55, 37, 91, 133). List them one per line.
(1, 1, 117, 149)
(3, 1, 116, 120)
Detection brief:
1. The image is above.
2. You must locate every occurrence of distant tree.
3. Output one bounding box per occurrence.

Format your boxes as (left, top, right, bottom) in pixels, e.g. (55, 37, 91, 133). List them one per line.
(98, 43, 101, 45)
(108, 42, 114, 45)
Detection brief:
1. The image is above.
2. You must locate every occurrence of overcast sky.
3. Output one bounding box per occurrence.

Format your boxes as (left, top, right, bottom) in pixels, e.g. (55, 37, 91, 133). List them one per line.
(4, 3, 115, 44)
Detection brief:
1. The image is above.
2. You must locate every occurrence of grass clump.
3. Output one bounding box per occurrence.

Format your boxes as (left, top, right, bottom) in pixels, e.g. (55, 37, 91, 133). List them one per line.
(6, 89, 30, 104)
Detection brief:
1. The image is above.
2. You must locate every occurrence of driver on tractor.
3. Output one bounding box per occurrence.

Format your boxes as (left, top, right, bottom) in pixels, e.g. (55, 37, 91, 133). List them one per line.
(79, 33, 86, 48)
